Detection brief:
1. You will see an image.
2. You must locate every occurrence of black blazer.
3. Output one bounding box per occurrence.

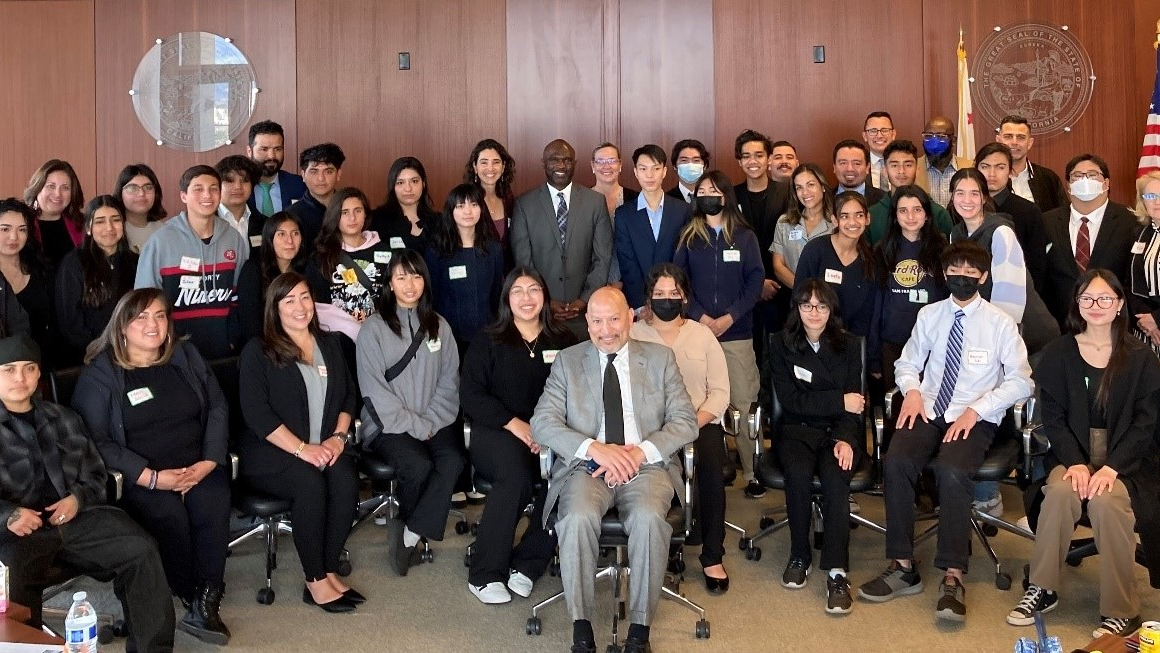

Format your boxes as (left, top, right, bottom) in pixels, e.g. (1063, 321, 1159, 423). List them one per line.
(237, 332, 357, 476)
(246, 170, 308, 218)
(831, 185, 886, 209)
(1027, 161, 1068, 213)
(1041, 201, 1138, 326)
(666, 186, 692, 204)
(763, 330, 864, 448)
(1028, 335, 1160, 586)
(995, 189, 1048, 295)
(734, 180, 791, 280)
(614, 197, 691, 308)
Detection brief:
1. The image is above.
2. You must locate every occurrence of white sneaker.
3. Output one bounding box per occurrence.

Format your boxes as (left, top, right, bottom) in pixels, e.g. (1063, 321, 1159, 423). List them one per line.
(469, 582, 511, 604)
(973, 495, 1004, 518)
(1016, 516, 1030, 532)
(508, 570, 533, 598)
(452, 492, 468, 505)
(374, 515, 388, 526)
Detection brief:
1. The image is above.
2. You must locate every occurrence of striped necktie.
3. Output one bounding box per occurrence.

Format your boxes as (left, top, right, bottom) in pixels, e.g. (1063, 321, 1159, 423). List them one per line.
(932, 309, 966, 418)
(556, 191, 568, 247)
(1075, 217, 1091, 273)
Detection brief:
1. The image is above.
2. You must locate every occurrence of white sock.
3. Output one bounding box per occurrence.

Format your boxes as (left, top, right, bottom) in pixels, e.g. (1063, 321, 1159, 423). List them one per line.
(829, 568, 847, 579)
(403, 526, 421, 548)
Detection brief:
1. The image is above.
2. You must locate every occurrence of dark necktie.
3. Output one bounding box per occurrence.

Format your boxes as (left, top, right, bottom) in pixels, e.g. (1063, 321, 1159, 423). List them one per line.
(603, 352, 624, 445)
(556, 191, 568, 247)
(1075, 216, 1091, 273)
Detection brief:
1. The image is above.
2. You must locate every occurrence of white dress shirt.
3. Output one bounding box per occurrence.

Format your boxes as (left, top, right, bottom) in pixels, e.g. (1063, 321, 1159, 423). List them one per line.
(1011, 163, 1034, 202)
(1068, 199, 1109, 255)
(894, 295, 1032, 424)
(548, 182, 574, 214)
(217, 203, 252, 241)
(574, 342, 663, 464)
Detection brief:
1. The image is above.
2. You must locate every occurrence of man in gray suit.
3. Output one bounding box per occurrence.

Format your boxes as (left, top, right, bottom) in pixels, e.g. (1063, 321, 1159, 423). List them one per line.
(511, 139, 613, 337)
(532, 287, 697, 653)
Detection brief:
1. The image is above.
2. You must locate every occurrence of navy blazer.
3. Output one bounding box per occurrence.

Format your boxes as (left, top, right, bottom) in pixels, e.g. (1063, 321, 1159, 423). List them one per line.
(247, 170, 307, 218)
(615, 196, 691, 308)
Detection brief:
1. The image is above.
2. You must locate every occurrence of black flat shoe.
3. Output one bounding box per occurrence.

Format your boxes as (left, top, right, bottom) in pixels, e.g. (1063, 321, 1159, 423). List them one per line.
(704, 573, 730, 595)
(342, 588, 366, 604)
(302, 586, 357, 613)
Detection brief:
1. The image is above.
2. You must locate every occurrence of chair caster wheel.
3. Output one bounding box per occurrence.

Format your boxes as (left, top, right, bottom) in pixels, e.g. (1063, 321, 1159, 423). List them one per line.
(738, 537, 751, 551)
(549, 562, 561, 577)
(256, 588, 275, 604)
(455, 520, 470, 535)
(98, 625, 116, 644)
(759, 517, 775, 529)
(422, 549, 435, 563)
(525, 617, 542, 636)
(995, 572, 1012, 590)
(470, 522, 479, 536)
(745, 546, 762, 561)
(982, 524, 999, 537)
(1066, 558, 1082, 568)
(112, 620, 128, 638)
(696, 619, 711, 639)
(605, 645, 621, 653)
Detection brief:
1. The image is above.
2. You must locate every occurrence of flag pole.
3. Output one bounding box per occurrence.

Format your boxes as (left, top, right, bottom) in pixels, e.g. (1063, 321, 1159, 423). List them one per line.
(1154, 18, 1159, 49)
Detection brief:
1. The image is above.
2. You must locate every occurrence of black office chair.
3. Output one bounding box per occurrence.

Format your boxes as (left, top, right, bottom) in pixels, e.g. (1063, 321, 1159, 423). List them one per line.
(462, 420, 540, 568)
(738, 336, 885, 561)
(525, 445, 709, 649)
(876, 386, 1035, 589)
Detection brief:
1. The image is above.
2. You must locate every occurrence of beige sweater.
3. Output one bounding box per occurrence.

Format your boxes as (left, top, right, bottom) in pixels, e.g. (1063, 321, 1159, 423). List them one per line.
(630, 318, 730, 421)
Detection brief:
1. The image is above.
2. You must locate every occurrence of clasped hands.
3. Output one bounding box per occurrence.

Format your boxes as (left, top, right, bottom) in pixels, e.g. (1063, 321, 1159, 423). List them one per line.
(587, 441, 646, 487)
(550, 299, 586, 322)
(6, 494, 79, 536)
(296, 435, 347, 469)
(1062, 463, 1119, 500)
(149, 460, 217, 494)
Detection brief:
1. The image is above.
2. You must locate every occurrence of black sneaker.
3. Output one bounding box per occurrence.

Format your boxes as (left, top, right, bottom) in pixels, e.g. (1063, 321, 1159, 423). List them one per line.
(744, 480, 766, 499)
(1006, 584, 1058, 626)
(1092, 615, 1142, 639)
(858, 561, 923, 602)
(826, 574, 853, 615)
(781, 557, 812, 589)
(935, 576, 966, 622)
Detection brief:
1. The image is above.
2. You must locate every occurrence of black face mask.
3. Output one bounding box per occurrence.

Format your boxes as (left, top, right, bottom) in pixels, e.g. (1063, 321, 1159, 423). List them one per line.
(944, 274, 981, 301)
(695, 196, 723, 216)
(651, 298, 682, 322)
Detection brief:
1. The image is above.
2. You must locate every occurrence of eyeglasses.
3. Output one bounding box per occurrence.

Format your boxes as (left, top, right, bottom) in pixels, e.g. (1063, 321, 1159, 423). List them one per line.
(1069, 171, 1104, 182)
(1076, 295, 1117, 308)
(1143, 193, 1160, 201)
(920, 132, 951, 140)
(123, 183, 155, 195)
(798, 303, 831, 313)
(863, 128, 894, 137)
(593, 158, 619, 167)
(510, 286, 543, 297)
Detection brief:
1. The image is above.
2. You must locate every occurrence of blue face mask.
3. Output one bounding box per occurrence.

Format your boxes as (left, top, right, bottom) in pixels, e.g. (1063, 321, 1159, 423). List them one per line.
(676, 162, 704, 185)
(923, 134, 951, 157)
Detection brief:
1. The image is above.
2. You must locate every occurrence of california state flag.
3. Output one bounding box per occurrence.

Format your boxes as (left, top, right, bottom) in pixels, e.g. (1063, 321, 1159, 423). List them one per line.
(956, 31, 976, 164)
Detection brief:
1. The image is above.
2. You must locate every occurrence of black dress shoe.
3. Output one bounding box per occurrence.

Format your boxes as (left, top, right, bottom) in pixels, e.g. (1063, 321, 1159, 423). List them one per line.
(342, 588, 366, 604)
(705, 572, 730, 595)
(387, 518, 414, 576)
(622, 637, 652, 653)
(570, 641, 596, 653)
(302, 586, 357, 613)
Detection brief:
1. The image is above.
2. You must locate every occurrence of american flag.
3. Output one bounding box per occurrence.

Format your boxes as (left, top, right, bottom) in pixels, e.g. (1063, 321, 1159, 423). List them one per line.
(1137, 46, 1160, 176)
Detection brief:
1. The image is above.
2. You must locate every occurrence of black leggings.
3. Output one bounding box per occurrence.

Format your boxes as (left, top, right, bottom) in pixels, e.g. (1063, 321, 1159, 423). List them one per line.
(369, 424, 466, 541)
(693, 423, 727, 567)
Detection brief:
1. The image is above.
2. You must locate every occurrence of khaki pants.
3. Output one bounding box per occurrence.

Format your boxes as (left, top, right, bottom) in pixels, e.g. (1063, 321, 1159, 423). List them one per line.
(720, 339, 760, 482)
(1030, 465, 1139, 618)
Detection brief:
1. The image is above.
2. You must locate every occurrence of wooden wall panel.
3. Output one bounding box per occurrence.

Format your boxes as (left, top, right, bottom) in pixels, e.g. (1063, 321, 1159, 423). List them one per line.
(296, 0, 507, 207)
(93, 0, 297, 216)
(713, 0, 926, 186)
(0, 1, 96, 201)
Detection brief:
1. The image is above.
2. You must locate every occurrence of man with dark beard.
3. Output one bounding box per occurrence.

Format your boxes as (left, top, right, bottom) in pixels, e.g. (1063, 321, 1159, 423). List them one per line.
(245, 120, 306, 218)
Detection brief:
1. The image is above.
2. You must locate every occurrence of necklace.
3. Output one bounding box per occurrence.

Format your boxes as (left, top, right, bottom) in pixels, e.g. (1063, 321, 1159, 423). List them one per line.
(523, 336, 539, 358)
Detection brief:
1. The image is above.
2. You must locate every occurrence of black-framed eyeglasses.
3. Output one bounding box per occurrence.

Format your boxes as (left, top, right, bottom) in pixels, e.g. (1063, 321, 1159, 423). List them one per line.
(1076, 295, 1117, 309)
(798, 303, 831, 313)
(920, 132, 951, 140)
(863, 128, 894, 137)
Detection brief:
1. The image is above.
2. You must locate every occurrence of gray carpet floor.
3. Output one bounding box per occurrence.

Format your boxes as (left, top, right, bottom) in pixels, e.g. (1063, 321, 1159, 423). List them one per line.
(49, 481, 1157, 652)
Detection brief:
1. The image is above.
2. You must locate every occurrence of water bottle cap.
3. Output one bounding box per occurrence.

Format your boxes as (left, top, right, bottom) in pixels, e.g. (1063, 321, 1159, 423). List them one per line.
(72, 591, 86, 601)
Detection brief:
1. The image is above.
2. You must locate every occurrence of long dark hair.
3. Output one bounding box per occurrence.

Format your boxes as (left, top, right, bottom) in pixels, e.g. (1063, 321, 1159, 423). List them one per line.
(1065, 269, 1134, 411)
(259, 212, 306, 290)
(112, 163, 166, 222)
(0, 198, 47, 277)
(874, 185, 947, 287)
(483, 267, 572, 346)
(79, 195, 136, 308)
(784, 164, 835, 226)
(677, 170, 749, 248)
(464, 139, 516, 201)
(946, 168, 997, 224)
(833, 191, 876, 280)
(23, 159, 85, 229)
(378, 249, 440, 341)
(377, 157, 437, 223)
(316, 187, 371, 277)
(783, 278, 848, 354)
(431, 183, 496, 258)
(261, 272, 321, 367)
(644, 263, 691, 315)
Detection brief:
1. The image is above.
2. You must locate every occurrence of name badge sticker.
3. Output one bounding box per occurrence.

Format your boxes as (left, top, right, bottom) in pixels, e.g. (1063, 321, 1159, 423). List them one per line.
(448, 265, 468, 280)
(723, 250, 741, 263)
(390, 237, 405, 249)
(374, 251, 392, 264)
(179, 275, 200, 290)
(824, 269, 843, 284)
(179, 256, 201, 272)
(788, 227, 805, 241)
(793, 365, 813, 382)
(126, 387, 154, 406)
(967, 349, 989, 365)
(427, 338, 442, 353)
(1133, 241, 1147, 255)
(542, 350, 559, 364)
(908, 289, 929, 304)
(318, 365, 328, 377)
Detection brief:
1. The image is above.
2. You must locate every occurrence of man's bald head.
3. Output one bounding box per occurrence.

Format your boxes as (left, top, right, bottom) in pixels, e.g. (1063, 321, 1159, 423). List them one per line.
(543, 139, 577, 190)
(586, 287, 631, 353)
(925, 116, 955, 136)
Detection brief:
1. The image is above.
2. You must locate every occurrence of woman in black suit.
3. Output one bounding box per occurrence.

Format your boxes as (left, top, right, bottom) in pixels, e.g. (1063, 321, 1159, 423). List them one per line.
(461, 267, 578, 604)
(238, 271, 362, 613)
(765, 278, 864, 615)
(1011, 269, 1160, 637)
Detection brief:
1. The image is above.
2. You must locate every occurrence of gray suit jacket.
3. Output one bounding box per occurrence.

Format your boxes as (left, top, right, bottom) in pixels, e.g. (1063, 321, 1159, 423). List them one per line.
(510, 184, 612, 303)
(531, 339, 697, 522)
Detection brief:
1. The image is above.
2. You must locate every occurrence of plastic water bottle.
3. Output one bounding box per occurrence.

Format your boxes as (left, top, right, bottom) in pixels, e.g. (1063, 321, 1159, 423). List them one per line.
(64, 591, 98, 653)
(0, 559, 8, 613)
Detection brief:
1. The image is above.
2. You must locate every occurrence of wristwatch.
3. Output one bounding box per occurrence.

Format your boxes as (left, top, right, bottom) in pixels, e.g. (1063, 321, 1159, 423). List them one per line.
(335, 431, 354, 445)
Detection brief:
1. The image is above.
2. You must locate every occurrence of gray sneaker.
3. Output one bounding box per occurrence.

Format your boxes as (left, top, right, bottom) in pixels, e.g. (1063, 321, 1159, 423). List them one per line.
(857, 561, 923, 602)
(935, 576, 966, 622)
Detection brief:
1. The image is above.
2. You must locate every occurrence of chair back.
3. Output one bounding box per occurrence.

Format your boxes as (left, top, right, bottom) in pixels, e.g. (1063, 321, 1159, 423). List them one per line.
(50, 366, 85, 406)
(208, 356, 243, 445)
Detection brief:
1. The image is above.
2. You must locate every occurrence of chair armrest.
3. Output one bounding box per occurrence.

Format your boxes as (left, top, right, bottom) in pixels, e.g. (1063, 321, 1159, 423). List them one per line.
(872, 406, 885, 457)
(463, 420, 472, 449)
(682, 443, 695, 536)
(722, 405, 740, 437)
(1013, 395, 1032, 431)
(230, 453, 239, 481)
(539, 448, 555, 482)
(884, 386, 900, 420)
(107, 470, 123, 502)
(748, 402, 765, 456)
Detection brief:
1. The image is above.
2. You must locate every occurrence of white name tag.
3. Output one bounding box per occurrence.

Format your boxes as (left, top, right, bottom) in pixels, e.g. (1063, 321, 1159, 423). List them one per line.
(179, 275, 200, 290)
(1133, 241, 1147, 255)
(179, 256, 201, 272)
(967, 349, 989, 365)
(249, 234, 262, 248)
(542, 349, 559, 364)
(448, 265, 468, 280)
(126, 387, 154, 406)
(426, 339, 441, 353)
(793, 365, 813, 382)
(723, 250, 741, 263)
(318, 365, 328, 377)
(824, 269, 843, 284)
(788, 227, 805, 241)
(390, 237, 405, 249)
(908, 289, 929, 304)
(374, 250, 392, 264)
(1046, 242, 1053, 253)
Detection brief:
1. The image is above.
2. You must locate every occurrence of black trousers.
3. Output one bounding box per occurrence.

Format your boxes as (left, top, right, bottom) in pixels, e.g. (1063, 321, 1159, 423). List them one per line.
(246, 452, 360, 581)
(0, 505, 176, 653)
(119, 467, 230, 600)
(467, 424, 553, 586)
(369, 423, 465, 541)
(883, 416, 996, 572)
(693, 423, 727, 567)
(777, 425, 858, 570)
